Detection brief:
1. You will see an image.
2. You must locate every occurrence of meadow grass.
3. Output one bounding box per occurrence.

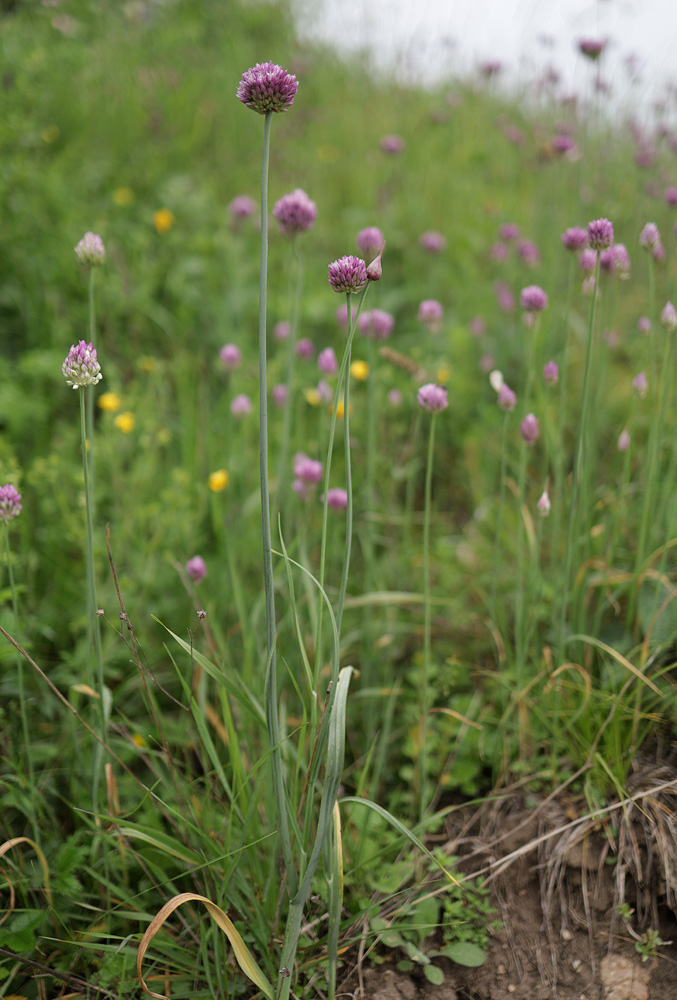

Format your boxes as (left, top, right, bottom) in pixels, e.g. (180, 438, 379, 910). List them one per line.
(1, 1, 677, 996)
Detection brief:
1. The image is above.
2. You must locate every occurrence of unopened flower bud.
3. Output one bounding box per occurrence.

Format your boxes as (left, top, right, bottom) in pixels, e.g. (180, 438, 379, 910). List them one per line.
(366, 242, 385, 281)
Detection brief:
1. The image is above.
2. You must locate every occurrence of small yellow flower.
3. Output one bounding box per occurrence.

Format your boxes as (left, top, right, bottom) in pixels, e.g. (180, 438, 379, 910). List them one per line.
(114, 412, 135, 434)
(209, 469, 229, 492)
(436, 365, 450, 384)
(42, 125, 60, 143)
(98, 391, 122, 413)
(153, 208, 175, 233)
(304, 387, 321, 407)
(113, 186, 133, 206)
(139, 356, 156, 373)
(329, 400, 353, 419)
(350, 360, 369, 381)
(131, 733, 147, 748)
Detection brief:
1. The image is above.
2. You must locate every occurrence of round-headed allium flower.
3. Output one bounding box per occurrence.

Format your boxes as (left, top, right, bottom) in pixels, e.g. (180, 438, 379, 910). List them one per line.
(62, 341, 103, 389)
(489, 242, 508, 262)
(578, 38, 605, 61)
(186, 555, 207, 583)
(561, 227, 588, 252)
(495, 281, 515, 313)
(582, 275, 597, 297)
(295, 338, 315, 359)
(75, 232, 106, 268)
(497, 383, 516, 412)
(323, 487, 348, 510)
(209, 469, 229, 492)
(419, 230, 447, 253)
(273, 189, 317, 236)
(356, 226, 385, 260)
(664, 186, 677, 207)
(316, 379, 333, 403)
(537, 490, 551, 517)
(469, 316, 486, 337)
(380, 134, 405, 154)
(417, 299, 443, 328)
(552, 134, 577, 156)
(274, 321, 290, 341)
(228, 194, 256, 220)
(417, 383, 448, 413)
(610, 243, 630, 277)
(632, 372, 648, 398)
(520, 285, 548, 312)
(661, 301, 677, 330)
(328, 255, 367, 294)
(359, 309, 395, 341)
(0, 484, 22, 522)
(272, 384, 287, 407)
(543, 361, 559, 385)
(652, 243, 665, 262)
(639, 222, 661, 252)
(231, 393, 253, 418)
(520, 413, 539, 445)
(293, 452, 323, 486)
(617, 429, 630, 452)
(579, 249, 598, 274)
(499, 223, 520, 242)
(587, 218, 613, 251)
(318, 347, 338, 374)
(637, 316, 651, 335)
(517, 239, 541, 267)
(388, 388, 402, 406)
(634, 143, 655, 169)
(219, 343, 241, 369)
(236, 62, 298, 114)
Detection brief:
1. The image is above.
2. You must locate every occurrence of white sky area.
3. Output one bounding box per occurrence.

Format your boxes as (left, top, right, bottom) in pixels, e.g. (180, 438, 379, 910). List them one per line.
(294, 0, 677, 115)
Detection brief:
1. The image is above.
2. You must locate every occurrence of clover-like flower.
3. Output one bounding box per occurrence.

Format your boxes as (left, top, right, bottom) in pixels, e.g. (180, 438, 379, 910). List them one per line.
(62, 341, 103, 388)
(236, 62, 298, 114)
(587, 218, 613, 250)
(75, 232, 106, 267)
(417, 383, 448, 413)
(328, 255, 367, 294)
(273, 189, 317, 236)
(0, 484, 22, 522)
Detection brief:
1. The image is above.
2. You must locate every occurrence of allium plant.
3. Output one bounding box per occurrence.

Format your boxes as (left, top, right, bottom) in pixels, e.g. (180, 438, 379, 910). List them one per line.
(356, 226, 385, 260)
(273, 188, 317, 236)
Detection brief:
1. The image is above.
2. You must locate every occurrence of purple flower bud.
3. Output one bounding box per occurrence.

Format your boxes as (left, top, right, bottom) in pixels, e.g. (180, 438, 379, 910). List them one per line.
(497, 383, 516, 411)
(652, 242, 665, 262)
(495, 281, 515, 313)
(273, 321, 290, 341)
(356, 227, 385, 259)
(517, 239, 541, 267)
(186, 556, 207, 583)
(295, 338, 315, 359)
(366, 242, 385, 281)
(610, 243, 630, 277)
(359, 309, 395, 341)
(316, 379, 333, 403)
(323, 488, 348, 510)
(380, 134, 405, 154)
(219, 343, 241, 369)
(561, 227, 588, 252)
(272, 384, 288, 406)
(537, 490, 551, 517)
(579, 249, 598, 273)
(552, 134, 577, 156)
(273, 189, 317, 236)
(62, 340, 103, 389)
(318, 347, 338, 374)
(587, 218, 613, 250)
(328, 255, 368, 294)
(417, 383, 448, 413)
(388, 388, 402, 406)
(489, 242, 508, 262)
(231, 393, 253, 417)
(639, 222, 660, 251)
(75, 232, 106, 268)
(632, 372, 647, 398)
(578, 38, 605, 61)
(417, 299, 443, 328)
(637, 316, 651, 334)
(661, 301, 677, 330)
(228, 195, 256, 220)
(236, 62, 298, 115)
(0, 484, 22, 522)
(617, 429, 630, 452)
(499, 223, 520, 242)
(520, 284, 548, 312)
(419, 230, 447, 253)
(293, 453, 323, 484)
(520, 413, 539, 445)
(543, 361, 559, 385)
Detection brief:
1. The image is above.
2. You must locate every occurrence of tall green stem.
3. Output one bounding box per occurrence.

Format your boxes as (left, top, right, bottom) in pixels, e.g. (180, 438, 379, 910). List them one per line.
(275, 239, 304, 521)
(418, 411, 437, 822)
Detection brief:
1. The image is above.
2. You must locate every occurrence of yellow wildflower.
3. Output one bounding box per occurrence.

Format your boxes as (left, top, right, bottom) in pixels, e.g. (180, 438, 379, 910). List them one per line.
(350, 360, 369, 381)
(114, 412, 135, 434)
(153, 208, 175, 233)
(329, 400, 353, 419)
(209, 469, 229, 492)
(113, 186, 134, 206)
(131, 733, 147, 748)
(304, 387, 321, 407)
(436, 365, 450, 384)
(98, 392, 122, 413)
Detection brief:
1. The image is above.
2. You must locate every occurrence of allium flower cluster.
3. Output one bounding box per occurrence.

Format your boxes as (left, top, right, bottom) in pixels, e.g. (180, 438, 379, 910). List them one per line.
(665, 187, 677, 207)
(358, 309, 395, 341)
(273, 189, 317, 236)
(632, 372, 648, 398)
(236, 62, 298, 114)
(561, 227, 588, 252)
(520, 413, 539, 445)
(417, 383, 448, 413)
(75, 232, 106, 268)
(318, 347, 338, 374)
(272, 384, 287, 407)
(380, 134, 405, 154)
(543, 361, 559, 385)
(520, 285, 548, 312)
(0, 484, 22, 522)
(186, 556, 207, 583)
(274, 321, 290, 341)
(587, 218, 614, 250)
(497, 383, 516, 411)
(495, 281, 515, 313)
(537, 490, 551, 517)
(517, 239, 541, 267)
(419, 231, 447, 253)
(637, 316, 651, 335)
(356, 226, 385, 260)
(219, 344, 241, 369)
(499, 223, 520, 241)
(296, 338, 315, 359)
(292, 452, 323, 500)
(417, 299, 444, 327)
(328, 255, 367, 294)
(62, 341, 103, 389)
(661, 301, 677, 330)
(228, 195, 256, 220)
(231, 393, 252, 418)
(617, 429, 630, 452)
(639, 222, 661, 252)
(323, 488, 348, 510)
(601, 243, 630, 278)
(578, 38, 605, 60)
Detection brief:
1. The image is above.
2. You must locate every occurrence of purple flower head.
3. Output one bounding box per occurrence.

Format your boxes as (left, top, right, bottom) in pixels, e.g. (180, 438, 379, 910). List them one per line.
(356, 227, 385, 260)
(517, 239, 541, 267)
(219, 343, 241, 369)
(587, 218, 614, 250)
(617, 429, 630, 452)
(417, 383, 448, 413)
(579, 248, 598, 273)
(582, 275, 597, 297)
(318, 347, 338, 374)
(637, 316, 651, 335)
(328, 255, 367, 294)
(599, 249, 614, 273)
(293, 452, 323, 485)
(661, 301, 677, 330)
(610, 243, 630, 277)
(520, 413, 540, 445)
(537, 490, 551, 517)
(186, 556, 207, 583)
(665, 187, 677, 207)
(639, 222, 661, 251)
(543, 361, 559, 385)
(497, 383, 517, 411)
(489, 242, 508, 262)
(380, 134, 405, 154)
(0, 484, 22, 522)
(653, 242, 665, 262)
(236, 62, 298, 115)
(499, 223, 520, 242)
(495, 281, 515, 313)
(520, 284, 548, 312)
(634, 143, 655, 169)
(561, 227, 588, 252)
(231, 393, 253, 418)
(469, 316, 486, 337)
(417, 299, 443, 328)
(323, 488, 348, 510)
(419, 230, 447, 253)
(366, 242, 385, 281)
(274, 321, 290, 341)
(273, 188, 317, 236)
(335, 304, 349, 329)
(295, 338, 315, 360)
(359, 309, 395, 341)
(578, 38, 606, 61)
(317, 379, 333, 403)
(388, 388, 402, 406)
(632, 372, 648, 398)
(272, 384, 288, 407)
(228, 195, 256, 220)
(62, 340, 103, 389)
(75, 232, 106, 268)
(552, 134, 577, 156)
